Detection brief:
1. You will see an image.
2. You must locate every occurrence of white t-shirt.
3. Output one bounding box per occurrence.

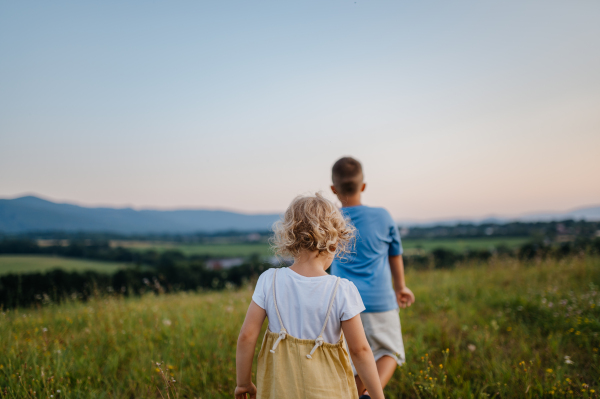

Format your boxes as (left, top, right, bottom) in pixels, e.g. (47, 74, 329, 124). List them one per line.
(252, 267, 365, 344)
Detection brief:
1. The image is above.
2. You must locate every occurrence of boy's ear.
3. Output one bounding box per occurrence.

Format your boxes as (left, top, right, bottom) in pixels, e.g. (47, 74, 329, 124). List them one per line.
(331, 185, 338, 195)
(360, 183, 366, 192)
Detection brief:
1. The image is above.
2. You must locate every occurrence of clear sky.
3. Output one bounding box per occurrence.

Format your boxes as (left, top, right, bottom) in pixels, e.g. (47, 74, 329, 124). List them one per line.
(1, 0, 599, 221)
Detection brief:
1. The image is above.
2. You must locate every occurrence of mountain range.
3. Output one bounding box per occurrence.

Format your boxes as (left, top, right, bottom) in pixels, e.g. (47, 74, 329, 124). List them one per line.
(0, 195, 599, 234)
(0, 196, 281, 234)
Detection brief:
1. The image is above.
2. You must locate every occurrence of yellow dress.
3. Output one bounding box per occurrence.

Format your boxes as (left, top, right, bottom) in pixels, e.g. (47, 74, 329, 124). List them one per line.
(256, 270, 359, 399)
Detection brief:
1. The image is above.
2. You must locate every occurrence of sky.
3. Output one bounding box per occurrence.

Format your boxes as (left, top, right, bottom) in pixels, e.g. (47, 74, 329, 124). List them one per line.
(1, 0, 599, 221)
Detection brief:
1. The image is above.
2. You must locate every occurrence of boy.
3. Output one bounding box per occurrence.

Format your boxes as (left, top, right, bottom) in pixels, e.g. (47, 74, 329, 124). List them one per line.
(330, 156, 415, 399)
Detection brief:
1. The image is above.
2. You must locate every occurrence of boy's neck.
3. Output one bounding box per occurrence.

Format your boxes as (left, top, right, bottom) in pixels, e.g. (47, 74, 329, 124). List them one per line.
(339, 194, 362, 208)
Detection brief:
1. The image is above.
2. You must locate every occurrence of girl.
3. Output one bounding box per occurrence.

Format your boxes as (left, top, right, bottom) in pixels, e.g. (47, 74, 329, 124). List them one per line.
(235, 193, 385, 399)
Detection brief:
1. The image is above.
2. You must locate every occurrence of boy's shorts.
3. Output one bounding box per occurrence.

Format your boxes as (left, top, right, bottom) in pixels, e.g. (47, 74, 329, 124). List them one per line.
(349, 309, 406, 375)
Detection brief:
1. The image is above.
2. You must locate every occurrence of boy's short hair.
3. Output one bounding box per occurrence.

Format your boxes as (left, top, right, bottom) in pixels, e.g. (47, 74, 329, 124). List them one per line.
(271, 192, 355, 258)
(332, 157, 363, 195)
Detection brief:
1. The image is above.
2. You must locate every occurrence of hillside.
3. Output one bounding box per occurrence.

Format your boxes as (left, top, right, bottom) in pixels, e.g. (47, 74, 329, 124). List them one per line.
(0, 196, 280, 234)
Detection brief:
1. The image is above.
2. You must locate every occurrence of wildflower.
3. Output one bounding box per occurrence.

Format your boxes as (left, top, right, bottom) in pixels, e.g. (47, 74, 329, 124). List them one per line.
(507, 327, 512, 332)
(439, 364, 443, 369)
(468, 344, 476, 352)
(162, 319, 172, 326)
(546, 369, 553, 373)
(42, 328, 48, 332)
(167, 365, 174, 370)
(564, 356, 574, 365)
(591, 390, 595, 393)
(57, 390, 61, 393)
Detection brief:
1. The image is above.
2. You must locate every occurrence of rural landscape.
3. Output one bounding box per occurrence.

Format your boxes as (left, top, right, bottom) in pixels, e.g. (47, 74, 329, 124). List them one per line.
(1, 196, 599, 398)
(2, 1, 600, 398)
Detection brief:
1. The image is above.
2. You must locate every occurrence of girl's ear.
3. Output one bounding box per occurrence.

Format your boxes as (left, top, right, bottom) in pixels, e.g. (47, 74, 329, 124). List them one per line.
(360, 183, 366, 192)
(331, 185, 338, 195)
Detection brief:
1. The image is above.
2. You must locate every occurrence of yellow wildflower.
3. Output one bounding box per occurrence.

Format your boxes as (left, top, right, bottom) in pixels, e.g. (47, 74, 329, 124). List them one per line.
(546, 369, 553, 373)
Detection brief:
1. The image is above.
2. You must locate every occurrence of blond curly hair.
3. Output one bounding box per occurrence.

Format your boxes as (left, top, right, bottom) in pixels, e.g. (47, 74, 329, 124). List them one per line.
(271, 192, 355, 258)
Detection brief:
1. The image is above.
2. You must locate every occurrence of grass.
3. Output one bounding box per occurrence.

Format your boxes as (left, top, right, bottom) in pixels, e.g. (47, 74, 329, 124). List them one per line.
(0, 255, 128, 275)
(1, 256, 599, 398)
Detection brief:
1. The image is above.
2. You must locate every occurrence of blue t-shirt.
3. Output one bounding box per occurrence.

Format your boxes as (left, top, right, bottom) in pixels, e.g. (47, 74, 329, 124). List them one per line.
(331, 205, 403, 313)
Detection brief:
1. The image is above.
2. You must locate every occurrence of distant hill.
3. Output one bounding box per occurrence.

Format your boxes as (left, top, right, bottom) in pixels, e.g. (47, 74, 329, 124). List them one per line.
(0, 196, 281, 234)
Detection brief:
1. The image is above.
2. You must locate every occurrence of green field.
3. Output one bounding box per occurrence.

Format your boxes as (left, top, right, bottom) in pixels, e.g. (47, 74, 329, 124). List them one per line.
(112, 241, 274, 257)
(402, 236, 530, 254)
(1, 256, 598, 398)
(112, 237, 529, 258)
(0, 255, 128, 275)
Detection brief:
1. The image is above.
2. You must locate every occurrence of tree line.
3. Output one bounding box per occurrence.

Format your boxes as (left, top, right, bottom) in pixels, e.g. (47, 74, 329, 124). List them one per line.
(403, 219, 600, 239)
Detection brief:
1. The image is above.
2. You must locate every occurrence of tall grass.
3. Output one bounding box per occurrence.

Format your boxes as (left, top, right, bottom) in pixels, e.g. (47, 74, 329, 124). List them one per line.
(1, 256, 598, 398)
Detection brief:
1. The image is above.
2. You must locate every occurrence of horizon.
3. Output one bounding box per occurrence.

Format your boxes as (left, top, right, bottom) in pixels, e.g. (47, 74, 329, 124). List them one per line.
(1, 1, 599, 220)
(3, 193, 599, 224)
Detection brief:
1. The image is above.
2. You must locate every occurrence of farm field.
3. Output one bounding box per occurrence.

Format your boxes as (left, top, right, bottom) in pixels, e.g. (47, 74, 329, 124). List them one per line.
(110, 241, 273, 257)
(1, 256, 598, 398)
(401, 236, 529, 254)
(109, 237, 529, 258)
(0, 255, 128, 276)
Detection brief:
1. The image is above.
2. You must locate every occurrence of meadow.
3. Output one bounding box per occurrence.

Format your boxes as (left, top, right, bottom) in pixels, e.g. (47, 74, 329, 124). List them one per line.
(1, 255, 598, 398)
(0, 255, 127, 275)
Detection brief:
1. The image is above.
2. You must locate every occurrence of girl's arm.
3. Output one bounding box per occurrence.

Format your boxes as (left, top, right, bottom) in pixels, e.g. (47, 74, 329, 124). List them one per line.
(342, 315, 385, 399)
(235, 300, 267, 399)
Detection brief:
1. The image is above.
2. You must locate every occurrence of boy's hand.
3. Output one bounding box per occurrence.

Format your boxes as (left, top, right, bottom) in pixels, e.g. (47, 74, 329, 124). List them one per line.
(395, 286, 415, 308)
(235, 383, 257, 399)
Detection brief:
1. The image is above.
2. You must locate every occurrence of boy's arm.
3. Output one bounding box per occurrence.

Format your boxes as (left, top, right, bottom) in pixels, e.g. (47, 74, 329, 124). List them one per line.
(235, 300, 267, 399)
(389, 255, 415, 308)
(342, 315, 385, 399)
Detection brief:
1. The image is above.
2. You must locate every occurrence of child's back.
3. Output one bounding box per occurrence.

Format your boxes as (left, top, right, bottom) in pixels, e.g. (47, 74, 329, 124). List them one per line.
(253, 267, 364, 344)
(253, 267, 362, 399)
(330, 205, 401, 313)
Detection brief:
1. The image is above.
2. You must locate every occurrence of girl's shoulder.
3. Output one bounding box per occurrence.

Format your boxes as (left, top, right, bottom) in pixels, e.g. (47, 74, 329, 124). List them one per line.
(334, 277, 365, 320)
(257, 267, 278, 282)
(335, 277, 361, 299)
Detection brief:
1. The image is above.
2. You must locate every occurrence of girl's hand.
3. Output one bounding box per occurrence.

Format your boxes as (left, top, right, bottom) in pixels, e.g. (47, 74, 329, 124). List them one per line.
(234, 383, 257, 399)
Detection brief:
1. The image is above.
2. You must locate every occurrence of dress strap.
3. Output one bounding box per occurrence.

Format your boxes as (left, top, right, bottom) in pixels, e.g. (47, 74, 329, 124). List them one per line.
(269, 269, 287, 354)
(306, 277, 341, 359)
